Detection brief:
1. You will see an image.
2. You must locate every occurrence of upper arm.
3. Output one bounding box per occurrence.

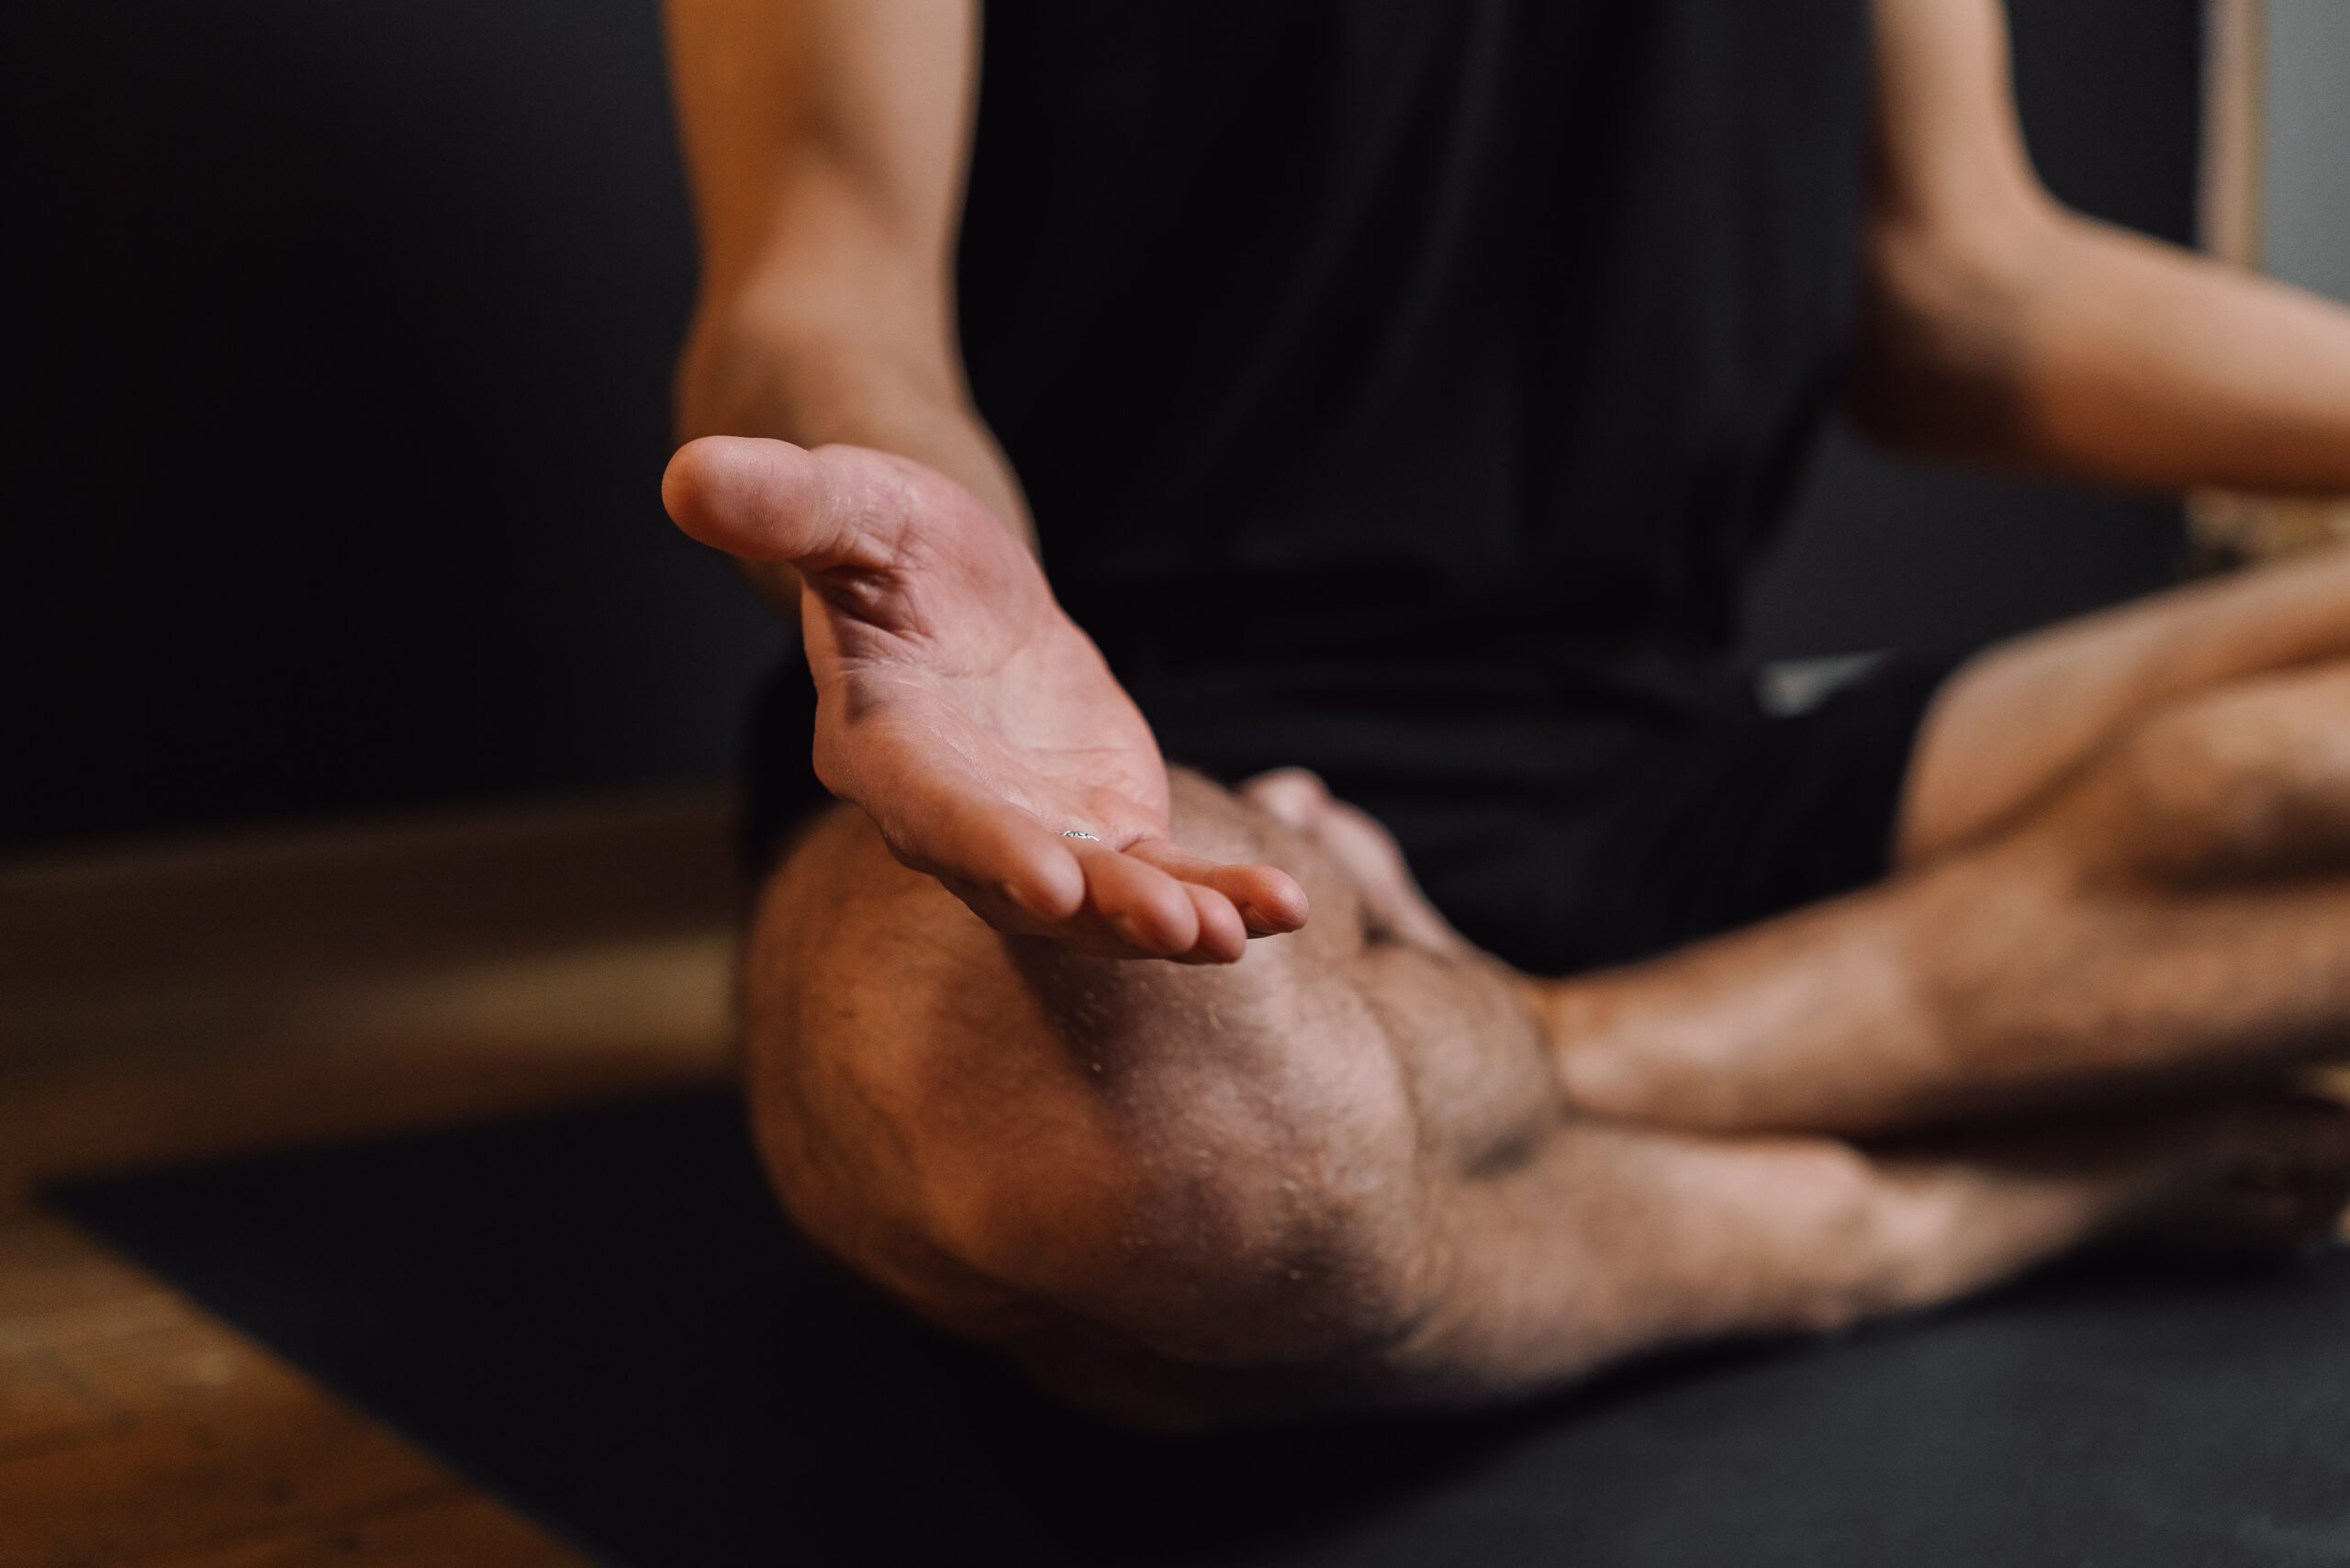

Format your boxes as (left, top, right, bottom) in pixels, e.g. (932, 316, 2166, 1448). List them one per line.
(1866, 0, 2051, 247)
(1852, 0, 2065, 439)
(663, 0, 976, 358)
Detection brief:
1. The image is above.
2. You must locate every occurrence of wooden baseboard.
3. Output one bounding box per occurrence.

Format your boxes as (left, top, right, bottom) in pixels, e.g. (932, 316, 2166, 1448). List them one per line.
(0, 785, 745, 1192)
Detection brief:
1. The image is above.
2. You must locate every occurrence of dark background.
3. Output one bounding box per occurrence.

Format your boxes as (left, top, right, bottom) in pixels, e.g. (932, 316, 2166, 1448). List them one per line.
(1, 0, 2200, 850)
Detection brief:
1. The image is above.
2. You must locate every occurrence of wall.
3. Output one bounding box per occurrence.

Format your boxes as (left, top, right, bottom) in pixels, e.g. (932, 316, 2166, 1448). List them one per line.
(2265, 0, 2350, 304)
(2, 0, 2210, 847)
(1746, 0, 2203, 659)
(2, 0, 782, 848)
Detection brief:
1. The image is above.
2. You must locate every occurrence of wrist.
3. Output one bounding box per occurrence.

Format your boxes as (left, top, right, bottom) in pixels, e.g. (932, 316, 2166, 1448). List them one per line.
(675, 310, 1034, 547)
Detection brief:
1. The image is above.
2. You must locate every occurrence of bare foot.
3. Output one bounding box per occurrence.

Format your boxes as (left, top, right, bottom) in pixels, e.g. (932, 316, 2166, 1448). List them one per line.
(1846, 1094, 2350, 1314)
(2119, 1097, 2350, 1257)
(664, 437, 1307, 962)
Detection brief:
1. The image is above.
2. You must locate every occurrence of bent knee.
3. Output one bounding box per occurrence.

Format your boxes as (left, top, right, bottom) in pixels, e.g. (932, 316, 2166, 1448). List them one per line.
(2053, 673, 2350, 885)
(755, 1015, 1433, 1377)
(735, 799, 1428, 1372)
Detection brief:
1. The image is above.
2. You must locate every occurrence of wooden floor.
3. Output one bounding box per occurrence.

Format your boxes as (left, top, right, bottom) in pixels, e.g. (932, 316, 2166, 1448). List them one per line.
(0, 788, 744, 1566)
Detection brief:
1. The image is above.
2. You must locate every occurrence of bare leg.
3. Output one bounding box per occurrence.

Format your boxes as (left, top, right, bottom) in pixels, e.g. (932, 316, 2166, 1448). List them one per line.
(684, 436, 2350, 1422)
(742, 772, 2348, 1426)
(1558, 561, 2350, 1136)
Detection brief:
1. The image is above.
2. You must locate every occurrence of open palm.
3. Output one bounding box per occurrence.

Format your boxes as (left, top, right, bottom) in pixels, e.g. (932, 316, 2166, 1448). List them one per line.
(663, 436, 1306, 961)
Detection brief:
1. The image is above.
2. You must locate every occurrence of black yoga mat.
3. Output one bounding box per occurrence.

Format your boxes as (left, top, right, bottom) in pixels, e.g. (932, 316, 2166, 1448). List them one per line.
(46, 1088, 2350, 1567)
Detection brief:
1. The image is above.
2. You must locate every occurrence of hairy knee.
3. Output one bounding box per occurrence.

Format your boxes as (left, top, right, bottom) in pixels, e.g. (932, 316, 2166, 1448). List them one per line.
(737, 799, 1430, 1372)
(948, 1103, 1435, 1370)
(815, 1042, 1431, 1374)
(2061, 682, 2350, 884)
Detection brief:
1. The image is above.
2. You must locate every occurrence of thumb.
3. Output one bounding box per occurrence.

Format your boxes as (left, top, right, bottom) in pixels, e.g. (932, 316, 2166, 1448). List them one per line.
(661, 436, 907, 572)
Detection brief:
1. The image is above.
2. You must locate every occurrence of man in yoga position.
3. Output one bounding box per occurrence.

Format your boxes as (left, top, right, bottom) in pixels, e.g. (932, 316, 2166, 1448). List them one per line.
(661, 0, 2350, 1424)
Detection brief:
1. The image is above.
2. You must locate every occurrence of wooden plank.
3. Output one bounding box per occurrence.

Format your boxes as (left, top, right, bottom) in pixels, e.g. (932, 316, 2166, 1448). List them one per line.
(0, 1333, 440, 1566)
(146, 1493, 588, 1568)
(0, 1210, 589, 1566)
(0, 1316, 588, 1568)
(2188, 0, 2350, 564)
(0, 785, 741, 1073)
(0, 1211, 175, 1327)
(0, 788, 742, 1199)
(0, 1343, 121, 1463)
(0, 954, 728, 1197)
(0, 789, 747, 1564)
(2200, 0, 2267, 269)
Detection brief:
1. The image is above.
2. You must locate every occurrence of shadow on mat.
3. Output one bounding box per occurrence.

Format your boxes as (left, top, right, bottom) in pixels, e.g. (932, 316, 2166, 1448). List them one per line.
(46, 1088, 2350, 1568)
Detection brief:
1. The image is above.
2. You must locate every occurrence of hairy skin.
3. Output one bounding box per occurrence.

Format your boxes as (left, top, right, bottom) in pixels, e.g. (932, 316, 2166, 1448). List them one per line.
(747, 772, 2350, 1428)
(1560, 586, 2350, 1137)
(659, 0, 2350, 1426)
(705, 441, 2350, 1427)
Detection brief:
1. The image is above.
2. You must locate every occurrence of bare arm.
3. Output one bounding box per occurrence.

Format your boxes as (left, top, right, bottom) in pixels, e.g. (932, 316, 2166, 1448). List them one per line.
(664, 0, 1025, 609)
(663, 2, 1311, 961)
(1855, 0, 2350, 497)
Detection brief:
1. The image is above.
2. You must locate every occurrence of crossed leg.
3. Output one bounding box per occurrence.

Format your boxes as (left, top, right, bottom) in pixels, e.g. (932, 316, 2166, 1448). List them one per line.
(1558, 547, 2350, 1135)
(696, 432, 2350, 1424)
(744, 644, 2350, 1425)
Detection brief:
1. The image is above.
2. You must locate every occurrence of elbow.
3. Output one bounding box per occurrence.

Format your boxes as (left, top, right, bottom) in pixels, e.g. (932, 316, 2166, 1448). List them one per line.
(1848, 195, 2069, 457)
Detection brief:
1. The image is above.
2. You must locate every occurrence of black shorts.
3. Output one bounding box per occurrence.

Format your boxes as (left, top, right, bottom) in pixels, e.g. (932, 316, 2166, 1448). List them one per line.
(742, 652, 1960, 978)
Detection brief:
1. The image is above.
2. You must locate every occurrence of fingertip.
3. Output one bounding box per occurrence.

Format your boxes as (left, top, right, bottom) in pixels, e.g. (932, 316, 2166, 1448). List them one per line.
(1007, 845, 1086, 923)
(1107, 880, 1200, 957)
(658, 444, 699, 525)
(1133, 846, 1308, 939)
(1238, 868, 1310, 935)
(661, 435, 743, 529)
(1184, 885, 1248, 964)
(939, 795, 1085, 922)
(661, 435, 815, 558)
(1138, 896, 1203, 957)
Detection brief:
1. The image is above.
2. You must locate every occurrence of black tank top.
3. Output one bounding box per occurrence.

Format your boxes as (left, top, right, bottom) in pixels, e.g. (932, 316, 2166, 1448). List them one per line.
(957, 0, 1871, 711)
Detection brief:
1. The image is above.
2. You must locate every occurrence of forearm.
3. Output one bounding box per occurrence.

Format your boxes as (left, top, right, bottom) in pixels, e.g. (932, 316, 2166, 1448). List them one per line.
(1857, 207, 2350, 496)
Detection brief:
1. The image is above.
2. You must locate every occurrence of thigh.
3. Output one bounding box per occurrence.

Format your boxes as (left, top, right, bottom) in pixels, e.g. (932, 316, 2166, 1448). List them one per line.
(735, 770, 1556, 1363)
